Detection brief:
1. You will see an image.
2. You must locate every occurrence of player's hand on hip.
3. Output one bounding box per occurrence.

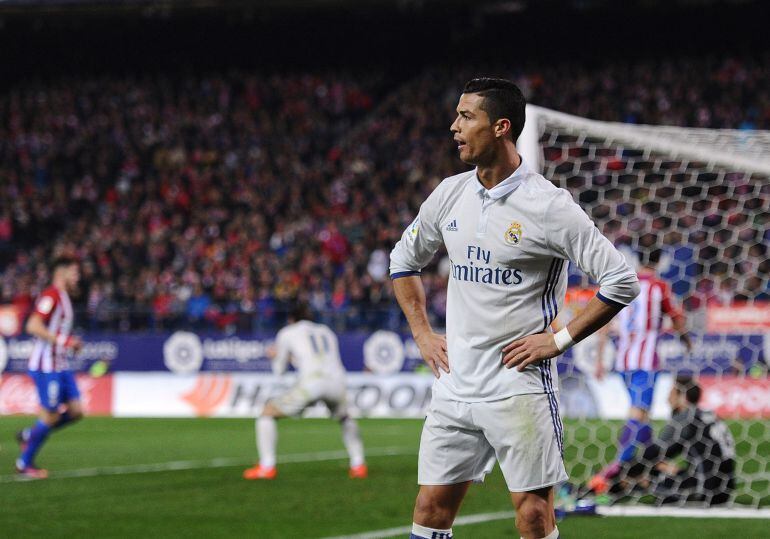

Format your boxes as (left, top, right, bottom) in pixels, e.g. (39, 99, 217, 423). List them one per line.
(502, 333, 559, 371)
(71, 336, 84, 352)
(414, 332, 449, 378)
(58, 335, 83, 352)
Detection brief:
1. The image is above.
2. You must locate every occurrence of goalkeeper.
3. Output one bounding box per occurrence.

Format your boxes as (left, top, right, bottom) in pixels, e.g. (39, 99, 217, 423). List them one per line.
(594, 375, 736, 506)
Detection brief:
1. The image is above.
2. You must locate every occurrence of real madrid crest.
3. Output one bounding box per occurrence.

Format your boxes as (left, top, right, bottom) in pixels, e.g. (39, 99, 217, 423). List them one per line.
(504, 221, 522, 245)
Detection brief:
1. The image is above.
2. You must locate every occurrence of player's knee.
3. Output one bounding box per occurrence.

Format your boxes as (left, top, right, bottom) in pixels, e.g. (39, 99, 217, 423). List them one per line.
(413, 493, 455, 528)
(40, 410, 60, 426)
(261, 402, 283, 418)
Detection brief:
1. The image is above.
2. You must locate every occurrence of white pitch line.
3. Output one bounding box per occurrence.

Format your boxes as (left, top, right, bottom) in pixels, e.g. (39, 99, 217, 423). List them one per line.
(323, 511, 516, 539)
(598, 505, 770, 519)
(0, 446, 416, 483)
(324, 505, 770, 539)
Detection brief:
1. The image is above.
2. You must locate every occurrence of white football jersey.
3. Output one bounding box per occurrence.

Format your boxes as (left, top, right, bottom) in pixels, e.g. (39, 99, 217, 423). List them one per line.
(390, 160, 639, 401)
(272, 320, 347, 382)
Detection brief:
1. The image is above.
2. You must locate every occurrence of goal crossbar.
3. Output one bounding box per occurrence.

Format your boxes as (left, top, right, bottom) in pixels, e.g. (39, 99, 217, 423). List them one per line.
(522, 104, 770, 176)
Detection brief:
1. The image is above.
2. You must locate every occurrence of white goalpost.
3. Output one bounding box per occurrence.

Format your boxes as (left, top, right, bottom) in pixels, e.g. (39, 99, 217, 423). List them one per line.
(523, 105, 770, 176)
(520, 105, 770, 511)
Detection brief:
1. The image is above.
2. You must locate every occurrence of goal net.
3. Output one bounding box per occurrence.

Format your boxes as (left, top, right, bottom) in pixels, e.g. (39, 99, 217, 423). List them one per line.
(519, 105, 770, 508)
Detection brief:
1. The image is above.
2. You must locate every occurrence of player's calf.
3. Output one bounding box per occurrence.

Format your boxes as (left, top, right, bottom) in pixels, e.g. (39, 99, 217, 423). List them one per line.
(339, 416, 366, 476)
(412, 484, 468, 530)
(514, 506, 557, 539)
(54, 409, 84, 430)
(16, 418, 52, 472)
(512, 488, 558, 539)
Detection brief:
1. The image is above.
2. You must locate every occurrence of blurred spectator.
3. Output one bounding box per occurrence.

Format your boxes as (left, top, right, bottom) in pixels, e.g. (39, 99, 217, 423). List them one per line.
(186, 284, 212, 328)
(0, 55, 768, 332)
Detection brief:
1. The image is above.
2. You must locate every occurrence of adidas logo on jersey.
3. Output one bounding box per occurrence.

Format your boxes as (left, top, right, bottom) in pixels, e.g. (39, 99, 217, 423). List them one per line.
(445, 219, 458, 231)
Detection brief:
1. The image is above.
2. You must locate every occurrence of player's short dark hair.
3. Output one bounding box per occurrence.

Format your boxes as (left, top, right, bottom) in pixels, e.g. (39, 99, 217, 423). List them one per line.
(51, 255, 78, 271)
(674, 374, 701, 405)
(462, 78, 526, 142)
(288, 302, 313, 323)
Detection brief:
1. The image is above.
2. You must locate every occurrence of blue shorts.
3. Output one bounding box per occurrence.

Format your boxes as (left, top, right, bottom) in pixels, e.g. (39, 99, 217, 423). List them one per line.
(30, 370, 81, 412)
(622, 370, 658, 411)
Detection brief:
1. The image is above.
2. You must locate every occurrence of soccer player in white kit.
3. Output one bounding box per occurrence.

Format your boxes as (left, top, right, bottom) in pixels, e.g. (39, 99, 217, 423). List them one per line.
(390, 78, 640, 539)
(243, 304, 367, 480)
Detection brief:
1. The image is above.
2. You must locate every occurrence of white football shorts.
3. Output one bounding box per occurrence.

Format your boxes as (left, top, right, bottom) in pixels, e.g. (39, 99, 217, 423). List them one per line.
(271, 376, 349, 418)
(418, 391, 568, 492)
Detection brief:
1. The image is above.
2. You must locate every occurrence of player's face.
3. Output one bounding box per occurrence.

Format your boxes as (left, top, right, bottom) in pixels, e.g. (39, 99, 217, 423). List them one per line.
(668, 387, 682, 412)
(64, 264, 80, 292)
(450, 93, 497, 166)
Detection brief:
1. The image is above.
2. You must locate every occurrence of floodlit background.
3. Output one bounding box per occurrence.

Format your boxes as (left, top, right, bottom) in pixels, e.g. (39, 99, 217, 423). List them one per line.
(0, 0, 768, 537)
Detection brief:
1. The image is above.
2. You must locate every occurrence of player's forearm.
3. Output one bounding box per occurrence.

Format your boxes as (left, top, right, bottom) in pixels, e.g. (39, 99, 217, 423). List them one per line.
(271, 357, 287, 375)
(595, 325, 608, 373)
(272, 364, 287, 375)
(670, 314, 693, 351)
(564, 297, 623, 344)
(671, 315, 687, 336)
(26, 316, 57, 344)
(393, 275, 434, 339)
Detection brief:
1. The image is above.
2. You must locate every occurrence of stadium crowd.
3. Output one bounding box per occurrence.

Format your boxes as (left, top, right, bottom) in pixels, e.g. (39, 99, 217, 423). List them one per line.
(1, 53, 768, 331)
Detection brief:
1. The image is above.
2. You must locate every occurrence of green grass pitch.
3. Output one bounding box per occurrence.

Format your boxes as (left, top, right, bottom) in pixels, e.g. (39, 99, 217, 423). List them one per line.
(0, 417, 767, 538)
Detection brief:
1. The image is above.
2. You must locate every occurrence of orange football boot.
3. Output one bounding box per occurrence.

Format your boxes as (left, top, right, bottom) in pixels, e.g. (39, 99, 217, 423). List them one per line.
(16, 464, 48, 480)
(243, 465, 277, 480)
(586, 474, 609, 494)
(349, 464, 368, 479)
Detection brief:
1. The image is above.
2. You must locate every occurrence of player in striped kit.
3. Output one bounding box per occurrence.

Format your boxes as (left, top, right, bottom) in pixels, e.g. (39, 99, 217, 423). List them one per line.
(15, 256, 84, 479)
(390, 78, 639, 539)
(591, 249, 691, 491)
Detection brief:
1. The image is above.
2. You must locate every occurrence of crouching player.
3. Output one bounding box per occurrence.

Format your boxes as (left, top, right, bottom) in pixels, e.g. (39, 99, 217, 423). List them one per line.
(243, 303, 367, 480)
(600, 375, 736, 506)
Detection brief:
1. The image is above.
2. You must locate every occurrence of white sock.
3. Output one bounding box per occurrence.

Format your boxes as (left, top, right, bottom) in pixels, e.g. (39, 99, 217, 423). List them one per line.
(257, 416, 277, 468)
(521, 526, 559, 539)
(411, 522, 452, 538)
(340, 417, 366, 467)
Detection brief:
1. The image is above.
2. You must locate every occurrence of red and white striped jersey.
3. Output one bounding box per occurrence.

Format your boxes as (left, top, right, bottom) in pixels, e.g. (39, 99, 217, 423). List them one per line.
(28, 286, 74, 373)
(615, 273, 681, 372)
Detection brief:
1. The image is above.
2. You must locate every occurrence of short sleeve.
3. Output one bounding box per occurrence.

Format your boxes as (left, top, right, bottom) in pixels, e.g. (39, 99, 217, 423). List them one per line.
(33, 290, 59, 323)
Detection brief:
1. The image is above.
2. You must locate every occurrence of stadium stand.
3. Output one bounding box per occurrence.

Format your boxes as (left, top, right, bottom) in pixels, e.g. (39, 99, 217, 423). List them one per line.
(1, 55, 768, 332)
(1, 1, 769, 532)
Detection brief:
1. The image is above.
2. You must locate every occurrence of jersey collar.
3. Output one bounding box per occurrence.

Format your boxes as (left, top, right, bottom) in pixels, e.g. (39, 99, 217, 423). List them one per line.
(473, 158, 529, 201)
